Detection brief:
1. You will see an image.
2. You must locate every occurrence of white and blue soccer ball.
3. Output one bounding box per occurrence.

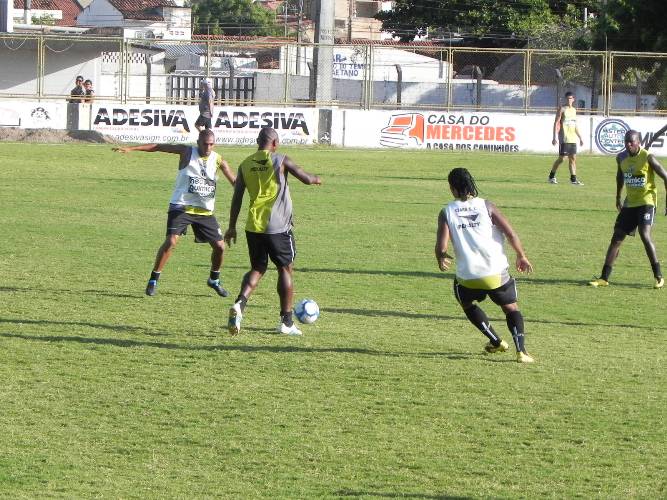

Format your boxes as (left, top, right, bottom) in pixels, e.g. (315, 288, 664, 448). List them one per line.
(294, 299, 320, 324)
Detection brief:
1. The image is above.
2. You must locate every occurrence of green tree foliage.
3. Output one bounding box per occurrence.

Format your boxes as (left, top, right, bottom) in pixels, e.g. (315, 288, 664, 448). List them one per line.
(594, 0, 667, 52)
(192, 0, 282, 36)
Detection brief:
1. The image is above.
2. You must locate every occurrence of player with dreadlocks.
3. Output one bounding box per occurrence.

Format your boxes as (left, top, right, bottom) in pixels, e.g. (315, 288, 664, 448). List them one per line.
(435, 168, 535, 363)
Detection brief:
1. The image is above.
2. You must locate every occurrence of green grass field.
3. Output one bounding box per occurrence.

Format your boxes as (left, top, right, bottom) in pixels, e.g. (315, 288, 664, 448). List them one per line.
(0, 142, 665, 498)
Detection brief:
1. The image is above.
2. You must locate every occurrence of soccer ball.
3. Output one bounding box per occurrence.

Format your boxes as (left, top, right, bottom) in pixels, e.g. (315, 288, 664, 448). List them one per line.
(294, 299, 319, 324)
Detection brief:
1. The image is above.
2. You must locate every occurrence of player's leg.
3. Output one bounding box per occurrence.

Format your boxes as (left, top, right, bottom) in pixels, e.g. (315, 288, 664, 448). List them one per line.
(590, 210, 634, 286)
(490, 279, 533, 363)
(228, 231, 267, 335)
(548, 154, 564, 183)
(269, 231, 301, 335)
(454, 280, 506, 351)
(191, 215, 229, 297)
(637, 208, 663, 287)
(568, 152, 582, 185)
(146, 210, 188, 296)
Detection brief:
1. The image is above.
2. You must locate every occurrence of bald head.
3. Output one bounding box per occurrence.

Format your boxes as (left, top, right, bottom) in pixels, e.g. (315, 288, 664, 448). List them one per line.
(625, 130, 640, 142)
(257, 127, 279, 149)
(624, 129, 641, 156)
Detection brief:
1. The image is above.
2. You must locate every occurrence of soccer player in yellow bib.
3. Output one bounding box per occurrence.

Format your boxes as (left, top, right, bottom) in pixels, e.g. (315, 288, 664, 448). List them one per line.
(548, 91, 584, 185)
(589, 130, 667, 289)
(224, 128, 322, 336)
(436, 168, 535, 363)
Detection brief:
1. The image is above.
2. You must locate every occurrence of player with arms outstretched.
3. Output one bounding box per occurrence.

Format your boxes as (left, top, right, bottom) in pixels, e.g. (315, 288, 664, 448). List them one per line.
(436, 168, 535, 363)
(589, 130, 667, 289)
(114, 129, 236, 297)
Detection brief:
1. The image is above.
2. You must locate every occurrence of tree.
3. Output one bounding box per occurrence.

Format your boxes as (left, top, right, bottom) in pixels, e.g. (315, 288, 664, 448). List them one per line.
(192, 0, 282, 37)
(593, 0, 667, 53)
(375, 0, 599, 47)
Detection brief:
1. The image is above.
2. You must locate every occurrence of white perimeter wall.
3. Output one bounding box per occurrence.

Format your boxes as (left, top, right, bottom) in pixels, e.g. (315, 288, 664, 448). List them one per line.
(1, 100, 666, 156)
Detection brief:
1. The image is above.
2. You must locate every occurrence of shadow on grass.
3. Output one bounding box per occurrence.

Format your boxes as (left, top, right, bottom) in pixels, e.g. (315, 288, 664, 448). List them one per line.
(0, 318, 168, 336)
(0, 286, 220, 300)
(335, 490, 471, 499)
(324, 307, 646, 330)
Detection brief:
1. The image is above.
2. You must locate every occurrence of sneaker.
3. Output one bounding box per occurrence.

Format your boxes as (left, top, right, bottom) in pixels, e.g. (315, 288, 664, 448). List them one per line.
(145, 280, 157, 296)
(571, 179, 584, 186)
(484, 339, 509, 354)
(588, 278, 609, 287)
(517, 352, 535, 363)
(207, 278, 229, 297)
(548, 177, 558, 184)
(655, 277, 665, 289)
(228, 302, 242, 335)
(277, 322, 302, 336)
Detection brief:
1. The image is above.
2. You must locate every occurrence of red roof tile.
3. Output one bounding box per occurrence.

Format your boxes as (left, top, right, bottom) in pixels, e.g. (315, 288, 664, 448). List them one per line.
(14, 0, 82, 26)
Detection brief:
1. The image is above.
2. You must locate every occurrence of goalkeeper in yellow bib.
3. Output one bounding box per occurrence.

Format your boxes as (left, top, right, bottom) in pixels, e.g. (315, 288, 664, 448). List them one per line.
(224, 128, 322, 336)
(589, 130, 667, 289)
(548, 92, 584, 185)
(436, 168, 535, 363)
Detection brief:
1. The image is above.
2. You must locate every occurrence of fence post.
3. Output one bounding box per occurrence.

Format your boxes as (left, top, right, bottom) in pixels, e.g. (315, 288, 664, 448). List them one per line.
(473, 65, 482, 109)
(395, 64, 402, 107)
(635, 69, 643, 112)
(555, 69, 563, 109)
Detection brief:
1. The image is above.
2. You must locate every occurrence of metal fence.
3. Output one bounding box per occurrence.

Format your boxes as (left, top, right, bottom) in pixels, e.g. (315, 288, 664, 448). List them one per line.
(1, 33, 666, 115)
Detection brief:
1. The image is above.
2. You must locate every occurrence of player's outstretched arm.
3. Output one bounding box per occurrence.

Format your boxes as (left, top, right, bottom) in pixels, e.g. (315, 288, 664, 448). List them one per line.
(488, 201, 533, 274)
(218, 157, 236, 186)
(648, 154, 667, 215)
(283, 156, 322, 185)
(113, 144, 185, 155)
(224, 171, 246, 246)
(435, 211, 453, 272)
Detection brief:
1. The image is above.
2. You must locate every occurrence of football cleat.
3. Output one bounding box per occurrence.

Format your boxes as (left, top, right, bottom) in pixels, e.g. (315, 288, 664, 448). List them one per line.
(588, 278, 609, 287)
(207, 278, 229, 297)
(571, 179, 584, 186)
(277, 322, 303, 336)
(548, 177, 558, 184)
(228, 302, 243, 336)
(655, 277, 665, 289)
(517, 351, 535, 363)
(145, 280, 158, 296)
(484, 340, 509, 354)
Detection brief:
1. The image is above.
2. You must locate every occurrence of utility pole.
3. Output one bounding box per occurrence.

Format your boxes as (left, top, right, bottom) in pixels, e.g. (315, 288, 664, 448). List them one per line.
(312, 0, 334, 103)
(347, 0, 354, 42)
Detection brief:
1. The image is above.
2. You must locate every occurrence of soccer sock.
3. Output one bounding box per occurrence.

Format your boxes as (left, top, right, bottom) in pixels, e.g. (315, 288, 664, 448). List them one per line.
(651, 262, 662, 279)
(548, 171, 556, 179)
(570, 174, 577, 182)
(463, 305, 501, 346)
(281, 311, 293, 327)
(235, 295, 248, 311)
(601, 264, 612, 281)
(209, 270, 220, 282)
(506, 310, 526, 353)
(149, 271, 161, 282)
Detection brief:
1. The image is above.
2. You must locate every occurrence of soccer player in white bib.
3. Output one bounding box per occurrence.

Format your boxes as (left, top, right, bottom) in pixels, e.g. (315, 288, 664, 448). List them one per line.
(436, 168, 535, 363)
(114, 130, 236, 297)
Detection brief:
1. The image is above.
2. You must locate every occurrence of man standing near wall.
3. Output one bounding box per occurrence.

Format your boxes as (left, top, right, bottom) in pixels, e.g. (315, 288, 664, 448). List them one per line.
(195, 78, 215, 132)
(548, 91, 584, 186)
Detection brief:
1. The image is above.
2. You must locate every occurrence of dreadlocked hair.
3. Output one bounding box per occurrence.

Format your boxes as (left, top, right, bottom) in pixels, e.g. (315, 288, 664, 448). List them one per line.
(448, 167, 479, 198)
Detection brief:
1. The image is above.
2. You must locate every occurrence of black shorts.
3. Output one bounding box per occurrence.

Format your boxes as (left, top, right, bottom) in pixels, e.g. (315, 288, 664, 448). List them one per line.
(559, 143, 577, 156)
(194, 115, 212, 129)
(166, 210, 222, 243)
(614, 205, 655, 236)
(246, 230, 296, 269)
(453, 277, 518, 307)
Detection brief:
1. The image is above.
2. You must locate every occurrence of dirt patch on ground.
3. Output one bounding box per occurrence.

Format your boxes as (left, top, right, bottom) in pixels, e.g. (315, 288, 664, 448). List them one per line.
(0, 128, 117, 144)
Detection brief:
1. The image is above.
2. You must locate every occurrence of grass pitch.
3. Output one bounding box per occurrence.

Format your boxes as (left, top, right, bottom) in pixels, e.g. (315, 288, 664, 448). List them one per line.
(0, 143, 665, 498)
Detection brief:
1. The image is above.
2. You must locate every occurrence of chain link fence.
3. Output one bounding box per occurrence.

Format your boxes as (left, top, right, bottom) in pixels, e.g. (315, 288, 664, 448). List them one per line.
(1, 33, 666, 115)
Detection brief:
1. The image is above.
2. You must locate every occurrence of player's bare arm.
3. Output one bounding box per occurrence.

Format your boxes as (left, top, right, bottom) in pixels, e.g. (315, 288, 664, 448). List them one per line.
(648, 154, 667, 215)
(113, 143, 186, 155)
(283, 156, 322, 185)
(217, 157, 236, 185)
(552, 107, 563, 145)
(615, 159, 625, 212)
(488, 202, 533, 273)
(224, 171, 246, 245)
(435, 211, 453, 272)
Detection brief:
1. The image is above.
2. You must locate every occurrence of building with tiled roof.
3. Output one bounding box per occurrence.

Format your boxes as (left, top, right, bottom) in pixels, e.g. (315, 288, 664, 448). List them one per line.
(13, 0, 83, 27)
(76, 0, 191, 39)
